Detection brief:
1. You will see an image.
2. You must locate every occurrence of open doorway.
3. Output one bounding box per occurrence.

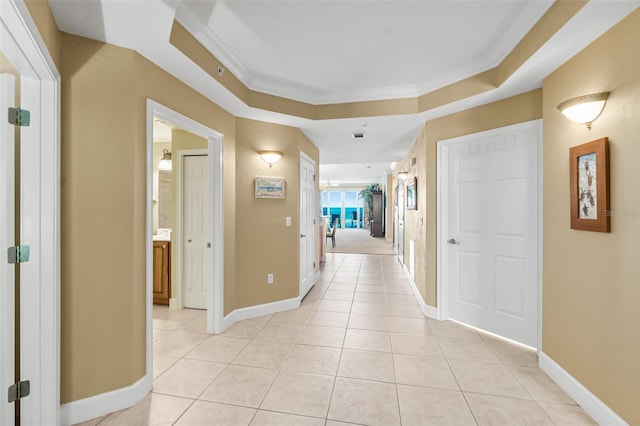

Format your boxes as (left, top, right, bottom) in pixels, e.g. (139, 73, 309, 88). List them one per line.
(146, 100, 224, 382)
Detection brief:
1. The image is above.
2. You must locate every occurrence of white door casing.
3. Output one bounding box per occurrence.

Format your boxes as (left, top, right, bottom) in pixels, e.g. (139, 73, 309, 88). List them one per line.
(1, 1, 61, 424)
(438, 120, 541, 348)
(299, 153, 316, 298)
(146, 99, 224, 345)
(0, 73, 17, 426)
(182, 154, 209, 309)
(397, 182, 405, 263)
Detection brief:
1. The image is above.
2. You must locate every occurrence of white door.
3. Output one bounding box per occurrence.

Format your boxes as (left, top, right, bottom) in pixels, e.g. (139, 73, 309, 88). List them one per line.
(444, 122, 540, 347)
(299, 154, 315, 298)
(1, 73, 17, 426)
(397, 183, 404, 263)
(183, 155, 208, 309)
(1, 3, 60, 424)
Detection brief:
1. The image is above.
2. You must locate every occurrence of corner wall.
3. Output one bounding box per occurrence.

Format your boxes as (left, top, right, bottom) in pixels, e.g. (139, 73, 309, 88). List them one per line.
(234, 118, 319, 309)
(57, 32, 319, 405)
(542, 9, 640, 425)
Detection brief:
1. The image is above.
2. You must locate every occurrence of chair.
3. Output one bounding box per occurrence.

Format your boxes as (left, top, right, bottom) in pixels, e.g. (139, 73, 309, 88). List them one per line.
(326, 218, 338, 248)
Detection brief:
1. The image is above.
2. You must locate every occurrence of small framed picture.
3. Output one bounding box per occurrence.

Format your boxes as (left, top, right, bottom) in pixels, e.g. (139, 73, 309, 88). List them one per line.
(406, 177, 417, 210)
(255, 176, 286, 199)
(569, 137, 610, 232)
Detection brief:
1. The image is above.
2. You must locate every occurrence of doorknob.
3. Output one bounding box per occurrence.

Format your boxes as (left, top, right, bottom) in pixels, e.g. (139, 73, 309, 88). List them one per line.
(187, 239, 192, 242)
(301, 234, 306, 238)
(447, 238, 460, 245)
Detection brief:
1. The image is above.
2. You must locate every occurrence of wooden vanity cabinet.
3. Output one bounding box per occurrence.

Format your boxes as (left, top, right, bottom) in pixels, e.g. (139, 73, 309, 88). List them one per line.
(153, 241, 171, 305)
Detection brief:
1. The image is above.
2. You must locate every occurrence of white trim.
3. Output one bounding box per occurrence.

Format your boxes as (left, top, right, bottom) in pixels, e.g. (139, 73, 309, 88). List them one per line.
(0, 73, 17, 426)
(59, 375, 152, 426)
(175, 149, 208, 310)
(536, 121, 544, 354)
(299, 151, 317, 299)
(436, 119, 542, 344)
(221, 297, 301, 330)
(146, 99, 225, 345)
(539, 352, 629, 426)
(1, 1, 61, 424)
(401, 264, 438, 320)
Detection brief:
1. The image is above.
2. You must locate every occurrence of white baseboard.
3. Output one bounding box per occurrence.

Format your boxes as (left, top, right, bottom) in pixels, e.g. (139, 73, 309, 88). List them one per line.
(60, 374, 151, 426)
(221, 296, 300, 330)
(401, 264, 439, 320)
(539, 352, 628, 426)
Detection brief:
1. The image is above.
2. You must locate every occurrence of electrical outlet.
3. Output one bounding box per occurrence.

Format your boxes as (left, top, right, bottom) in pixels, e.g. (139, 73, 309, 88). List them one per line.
(267, 273, 274, 284)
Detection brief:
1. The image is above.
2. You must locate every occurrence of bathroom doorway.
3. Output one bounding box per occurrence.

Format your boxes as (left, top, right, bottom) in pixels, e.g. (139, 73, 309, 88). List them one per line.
(146, 100, 224, 383)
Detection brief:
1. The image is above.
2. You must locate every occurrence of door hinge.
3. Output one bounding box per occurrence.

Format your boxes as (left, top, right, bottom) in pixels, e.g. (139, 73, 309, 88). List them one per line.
(8, 107, 30, 127)
(313, 262, 316, 268)
(7, 245, 30, 264)
(8, 380, 30, 403)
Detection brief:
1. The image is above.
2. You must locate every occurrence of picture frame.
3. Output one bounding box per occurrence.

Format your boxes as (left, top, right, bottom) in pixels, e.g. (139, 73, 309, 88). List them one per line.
(406, 177, 417, 210)
(255, 176, 286, 199)
(569, 137, 610, 232)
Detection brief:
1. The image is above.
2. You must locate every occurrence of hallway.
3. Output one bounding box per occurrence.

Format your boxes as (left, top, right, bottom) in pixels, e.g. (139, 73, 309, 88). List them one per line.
(80, 254, 594, 425)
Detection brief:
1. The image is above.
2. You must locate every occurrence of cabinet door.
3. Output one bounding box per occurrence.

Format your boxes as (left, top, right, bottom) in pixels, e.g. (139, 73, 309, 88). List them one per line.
(153, 241, 171, 305)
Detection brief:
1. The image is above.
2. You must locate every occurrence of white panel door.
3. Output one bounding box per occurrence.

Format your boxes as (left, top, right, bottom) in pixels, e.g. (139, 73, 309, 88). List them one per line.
(446, 124, 539, 347)
(397, 183, 404, 263)
(183, 155, 208, 309)
(0, 73, 16, 426)
(299, 154, 315, 298)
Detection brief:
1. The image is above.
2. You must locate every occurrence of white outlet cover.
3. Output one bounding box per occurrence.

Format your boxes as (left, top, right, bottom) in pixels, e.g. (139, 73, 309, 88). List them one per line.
(286, 217, 292, 227)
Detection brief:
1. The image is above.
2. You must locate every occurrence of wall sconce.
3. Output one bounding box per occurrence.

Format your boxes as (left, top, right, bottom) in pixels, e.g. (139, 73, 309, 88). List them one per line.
(258, 150, 283, 167)
(158, 149, 172, 171)
(557, 92, 609, 129)
(397, 171, 409, 180)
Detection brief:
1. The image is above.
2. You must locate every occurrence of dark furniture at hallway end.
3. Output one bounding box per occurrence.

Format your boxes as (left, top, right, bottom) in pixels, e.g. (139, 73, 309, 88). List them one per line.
(370, 190, 384, 237)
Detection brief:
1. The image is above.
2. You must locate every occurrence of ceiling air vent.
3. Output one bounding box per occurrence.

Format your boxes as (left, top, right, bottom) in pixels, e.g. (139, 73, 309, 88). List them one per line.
(351, 132, 366, 140)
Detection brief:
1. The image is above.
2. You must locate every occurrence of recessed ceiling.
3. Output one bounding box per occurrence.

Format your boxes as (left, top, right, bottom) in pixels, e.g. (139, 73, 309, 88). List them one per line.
(49, 0, 639, 184)
(177, 1, 552, 104)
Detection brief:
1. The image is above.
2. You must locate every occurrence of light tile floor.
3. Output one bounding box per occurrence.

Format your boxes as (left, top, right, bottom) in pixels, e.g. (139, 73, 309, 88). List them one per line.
(78, 253, 596, 426)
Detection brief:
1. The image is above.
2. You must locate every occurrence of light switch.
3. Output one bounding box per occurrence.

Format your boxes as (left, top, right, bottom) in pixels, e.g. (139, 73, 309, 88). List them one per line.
(286, 216, 292, 227)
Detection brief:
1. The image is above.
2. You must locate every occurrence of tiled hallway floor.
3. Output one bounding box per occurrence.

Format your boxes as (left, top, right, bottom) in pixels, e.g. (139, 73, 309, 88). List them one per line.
(81, 253, 596, 425)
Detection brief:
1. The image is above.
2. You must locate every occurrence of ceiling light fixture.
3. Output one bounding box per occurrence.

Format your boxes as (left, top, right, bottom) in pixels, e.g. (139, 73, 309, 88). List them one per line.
(158, 149, 172, 171)
(397, 171, 409, 180)
(258, 150, 283, 167)
(557, 92, 610, 129)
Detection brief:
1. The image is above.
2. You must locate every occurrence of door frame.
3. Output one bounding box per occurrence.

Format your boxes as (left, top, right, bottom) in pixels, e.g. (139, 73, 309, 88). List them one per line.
(1, 0, 60, 424)
(145, 100, 225, 384)
(436, 120, 543, 350)
(299, 151, 316, 298)
(175, 149, 208, 310)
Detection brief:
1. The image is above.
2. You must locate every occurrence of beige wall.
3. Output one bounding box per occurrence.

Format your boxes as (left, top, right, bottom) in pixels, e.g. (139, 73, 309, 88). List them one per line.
(55, 31, 319, 403)
(395, 90, 542, 306)
(235, 118, 319, 308)
(542, 9, 640, 425)
(393, 127, 428, 296)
